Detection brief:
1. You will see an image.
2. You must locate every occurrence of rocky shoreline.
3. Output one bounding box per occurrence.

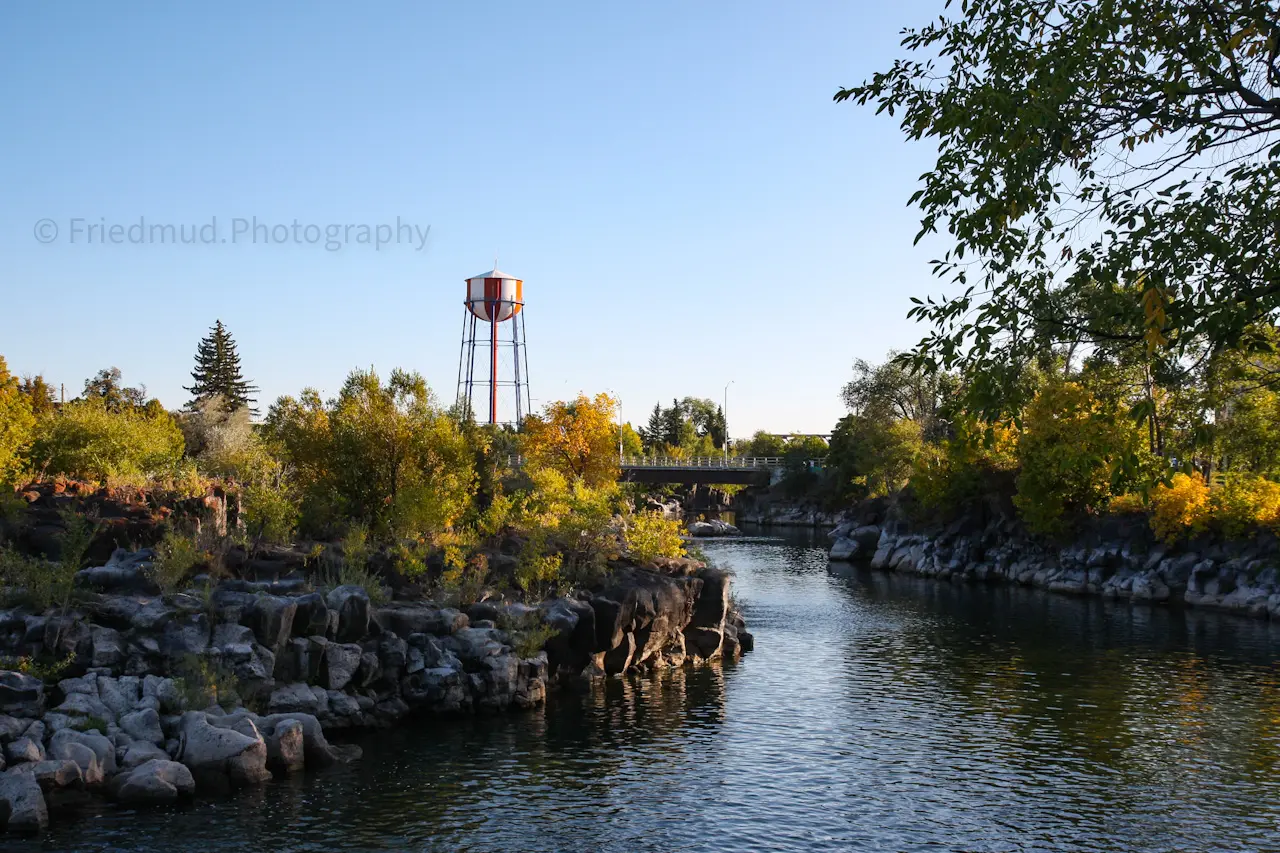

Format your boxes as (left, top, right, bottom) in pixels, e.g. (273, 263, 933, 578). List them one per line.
(829, 511, 1280, 621)
(0, 549, 751, 833)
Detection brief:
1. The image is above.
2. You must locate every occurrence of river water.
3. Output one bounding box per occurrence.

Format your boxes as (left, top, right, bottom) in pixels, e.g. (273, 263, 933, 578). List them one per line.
(22, 529, 1280, 852)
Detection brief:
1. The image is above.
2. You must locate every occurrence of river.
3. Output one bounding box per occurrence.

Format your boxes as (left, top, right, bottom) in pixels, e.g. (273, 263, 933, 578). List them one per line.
(20, 528, 1280, 852)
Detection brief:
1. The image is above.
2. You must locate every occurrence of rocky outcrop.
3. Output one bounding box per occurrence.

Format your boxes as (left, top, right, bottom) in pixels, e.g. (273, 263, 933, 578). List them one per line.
(0, 547, 750, 834)
(687, 520, 741, 537)
(828, 512, 1280, 620)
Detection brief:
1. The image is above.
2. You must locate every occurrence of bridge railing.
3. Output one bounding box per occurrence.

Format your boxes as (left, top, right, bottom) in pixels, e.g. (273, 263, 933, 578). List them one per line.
(619, 456, 785, 469)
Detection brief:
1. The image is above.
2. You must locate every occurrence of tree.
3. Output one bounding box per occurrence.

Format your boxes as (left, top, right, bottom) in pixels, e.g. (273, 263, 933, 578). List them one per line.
(185, 320, 258, 412)
(828, 413, 922, 499)
(82, 367, 148, 412)
(0, 356, 36, 487)
(841, 0, 1280, 418)
(264, 368, 475, 537)
(660, 399, 686, 449)
(682, 397, 727, 449)
(841, 353, 956, 442)
(18, 375, 57, 417)
(641, 404, 664, 452)
(28, 397, 184, 485)
(521, 393, 620, 487)
(1014, 382, 1150, 535)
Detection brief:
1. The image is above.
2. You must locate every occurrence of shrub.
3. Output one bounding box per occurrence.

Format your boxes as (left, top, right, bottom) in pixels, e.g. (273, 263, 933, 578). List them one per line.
(172, 655, 242, 711)
(911, 419, 1019, 516)
(1148, 472, 1211, 543)
(1209, 473, 1280, 539)
(514, 549, 561, 597)
(0, 549, 74, 610)
(625, 511, 686, 564)
(0, 651, 75, 683)
(241, 477, 300, 547)
(152, 528, 202, 592)
(28, 397, 184, 484)
(500, 612, 558, 658)
(1013, 382, 1148, 535)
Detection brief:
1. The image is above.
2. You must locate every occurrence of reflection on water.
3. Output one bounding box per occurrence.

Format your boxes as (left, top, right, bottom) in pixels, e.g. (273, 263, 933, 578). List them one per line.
(20, 528, 1280, 852)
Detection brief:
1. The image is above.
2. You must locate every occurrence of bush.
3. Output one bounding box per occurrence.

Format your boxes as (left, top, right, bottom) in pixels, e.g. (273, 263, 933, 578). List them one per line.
(1014, 382, 1148, 535)
(241, 477, 300, 547)
(0, 549, 76, 610)
(152, 528, 202, 591)
(500, 612, 558, 658)
(625, 511, 686, 564)
(1147, 472, 1211, 543)
(28, 397, 184, 485)
(1210, 473, 1280, 539)
(172, 655, 241, 711)
(911, 419, 1018, 516)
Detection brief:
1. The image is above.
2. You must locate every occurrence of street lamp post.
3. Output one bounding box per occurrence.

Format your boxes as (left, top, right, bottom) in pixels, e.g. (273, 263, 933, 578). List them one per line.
(608, 390, 623, 462)
(723, 380, 734, 462)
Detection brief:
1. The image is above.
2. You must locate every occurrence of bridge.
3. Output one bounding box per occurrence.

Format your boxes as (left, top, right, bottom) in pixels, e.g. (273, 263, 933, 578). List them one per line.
(619, 456, 786, 485)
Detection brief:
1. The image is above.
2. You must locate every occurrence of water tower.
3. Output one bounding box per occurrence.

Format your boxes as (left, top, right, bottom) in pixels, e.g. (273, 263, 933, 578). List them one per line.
(456, 267, 531, 424)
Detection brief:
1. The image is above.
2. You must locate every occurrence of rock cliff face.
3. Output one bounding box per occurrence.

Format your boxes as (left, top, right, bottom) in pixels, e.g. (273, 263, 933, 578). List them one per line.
(828, 512, 1280, 621)
(0, 550, 750, 833)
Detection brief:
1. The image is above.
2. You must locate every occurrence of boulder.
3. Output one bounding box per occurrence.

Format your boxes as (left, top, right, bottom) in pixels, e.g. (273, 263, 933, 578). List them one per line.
(98, 676, 142, 719)
(244, 595, 297, 651)
(120, 741, 170, 769)
(53, 690, 114, 722)
(291, 593, 331, 638)
(0, 766, 48, 832)
(90, 626, 125, 669)
(15, 759, 83, 793)
(120, 708, 165, 745)
(0, 671, 44, 718)
(75, 548, 160, 595)
(49, 740, 104, 786)
(161, 614, 211, 659)
(829, 536, 860, 561)
(4, 737, 44, 766)
(0, 715, 27, 743)
(265, 718, 305, 774)
(175, 712, 271, 788)
(321, 643, 362, 691)
(267, 683, 322, 716)
(686, 519, 741, 537)
(326, 586, 371, 642)
(111, 759, 196, 805)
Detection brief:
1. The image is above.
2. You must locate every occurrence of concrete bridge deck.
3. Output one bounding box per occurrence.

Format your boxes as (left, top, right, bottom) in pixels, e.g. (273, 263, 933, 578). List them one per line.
(618, 456, 784, 485)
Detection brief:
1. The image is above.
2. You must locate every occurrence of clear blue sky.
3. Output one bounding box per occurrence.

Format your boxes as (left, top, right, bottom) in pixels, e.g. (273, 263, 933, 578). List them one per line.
(0, 1, 944, 437)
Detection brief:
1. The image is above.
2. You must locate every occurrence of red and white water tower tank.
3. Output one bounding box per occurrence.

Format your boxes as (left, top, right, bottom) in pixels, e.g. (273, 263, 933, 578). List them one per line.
(456, 268, 531, 425)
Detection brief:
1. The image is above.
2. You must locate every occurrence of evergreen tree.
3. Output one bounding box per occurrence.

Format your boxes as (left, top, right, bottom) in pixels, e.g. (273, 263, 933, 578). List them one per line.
(185, 320, 258, 412)
(641, 403, 663, 453)
(660, 399, 684, 448)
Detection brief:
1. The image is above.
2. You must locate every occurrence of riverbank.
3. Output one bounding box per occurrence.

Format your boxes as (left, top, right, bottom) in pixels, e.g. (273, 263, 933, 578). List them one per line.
(829, 506, 1280, 621)
(0, 547, 751, 833)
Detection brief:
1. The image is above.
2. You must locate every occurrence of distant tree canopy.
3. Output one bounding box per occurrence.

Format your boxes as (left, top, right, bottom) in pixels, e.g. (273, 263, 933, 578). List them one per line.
(840, 0, 1280, 418)
(186, 320, 258, 412)
(841, 353, 957, 442)
(82, 367, 152, 413)
(637, 398, 726, 454)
